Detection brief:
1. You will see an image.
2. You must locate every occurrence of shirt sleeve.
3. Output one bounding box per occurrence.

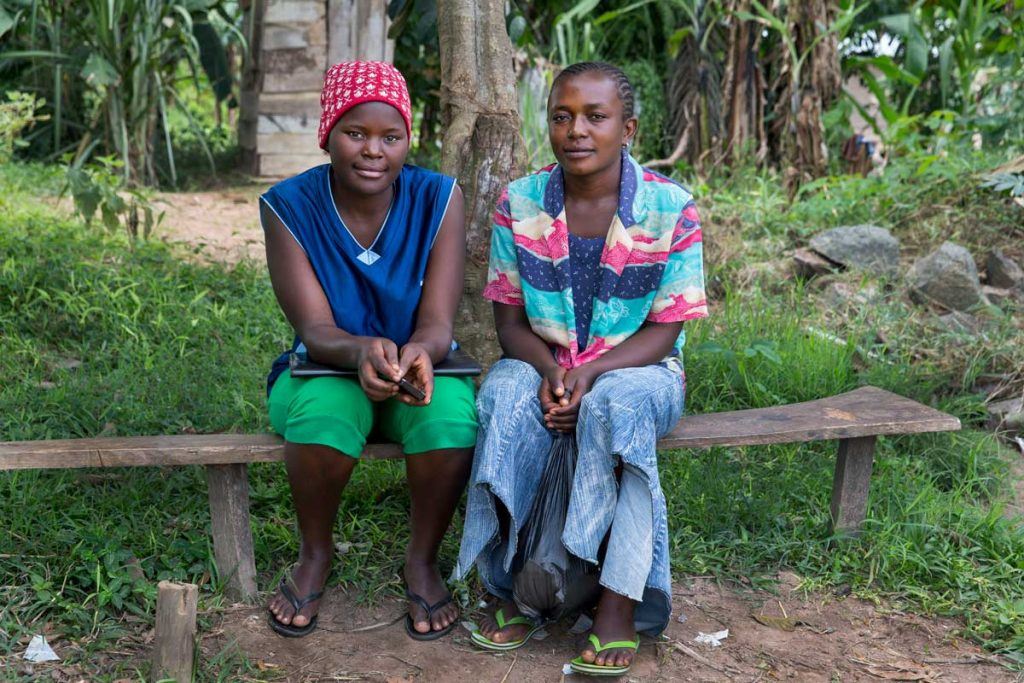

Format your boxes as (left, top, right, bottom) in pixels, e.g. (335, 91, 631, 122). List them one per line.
(647, 199, 709, 323)
(482, 188, 525, 306)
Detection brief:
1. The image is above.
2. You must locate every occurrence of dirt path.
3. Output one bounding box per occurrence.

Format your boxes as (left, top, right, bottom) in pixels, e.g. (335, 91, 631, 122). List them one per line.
(152, 185, 269, 263)
(207, 574, 1012, 682)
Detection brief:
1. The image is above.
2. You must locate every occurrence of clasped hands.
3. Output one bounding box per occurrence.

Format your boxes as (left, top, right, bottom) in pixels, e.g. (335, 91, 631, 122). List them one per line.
(538, 364, 597, 433)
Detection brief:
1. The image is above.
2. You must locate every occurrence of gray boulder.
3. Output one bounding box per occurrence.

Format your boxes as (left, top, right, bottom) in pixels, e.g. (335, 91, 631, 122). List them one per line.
(987, 397, 1023, 433)
(792, 247, 836, 278)
(907, 242, 985, 311)
(986, 249, 1024, 289)
(808, 224, 900, 277)
(982, 285, 1016, 307)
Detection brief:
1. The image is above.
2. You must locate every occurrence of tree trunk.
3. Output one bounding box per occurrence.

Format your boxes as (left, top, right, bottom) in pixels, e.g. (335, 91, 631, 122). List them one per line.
(719, 0, 766, 166)
(437, 0, 524, 366)
(652, 19, 723, 170)
(649, 0, 764, 172)
(770, 0, 841, 197)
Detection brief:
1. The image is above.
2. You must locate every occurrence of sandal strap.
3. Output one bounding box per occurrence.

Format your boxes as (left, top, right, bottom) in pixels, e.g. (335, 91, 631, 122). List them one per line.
(406, 589, 453, 619)
(587, 633, 640, 652)
(278, 577, 324, 612)
(494, 608, 535, 629)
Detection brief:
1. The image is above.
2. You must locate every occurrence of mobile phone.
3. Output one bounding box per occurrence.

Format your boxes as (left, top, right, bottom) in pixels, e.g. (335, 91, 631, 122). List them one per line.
(397, 377, 426, 402)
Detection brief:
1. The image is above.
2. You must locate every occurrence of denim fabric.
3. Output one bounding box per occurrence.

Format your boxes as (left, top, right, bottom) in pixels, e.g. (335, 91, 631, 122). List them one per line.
(455, 358, 685, 636)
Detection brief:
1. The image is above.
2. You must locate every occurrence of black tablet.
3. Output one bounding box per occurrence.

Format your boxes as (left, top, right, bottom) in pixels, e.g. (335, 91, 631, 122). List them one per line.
(289, 347, 482, 378)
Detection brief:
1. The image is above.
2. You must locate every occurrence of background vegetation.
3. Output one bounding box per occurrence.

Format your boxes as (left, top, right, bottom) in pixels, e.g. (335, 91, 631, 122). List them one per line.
(1, 0, 1023, 679)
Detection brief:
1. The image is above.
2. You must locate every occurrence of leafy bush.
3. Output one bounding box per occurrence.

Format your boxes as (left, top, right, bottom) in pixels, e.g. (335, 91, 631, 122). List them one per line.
(0, 90, 46, 163)
(0, 0, 243, 186)
(63, 155, 164, 239)
(623, 59, 669, 162)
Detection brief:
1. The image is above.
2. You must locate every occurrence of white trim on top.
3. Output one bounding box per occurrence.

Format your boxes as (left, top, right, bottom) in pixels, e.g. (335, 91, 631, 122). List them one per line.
(325, 169, 393, 264)
(429, 180, 458, 251)
(259, 195, 307, 256)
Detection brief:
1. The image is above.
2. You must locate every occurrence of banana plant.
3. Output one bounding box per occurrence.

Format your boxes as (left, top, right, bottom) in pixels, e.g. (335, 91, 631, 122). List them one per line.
(0, 0, 244, 186)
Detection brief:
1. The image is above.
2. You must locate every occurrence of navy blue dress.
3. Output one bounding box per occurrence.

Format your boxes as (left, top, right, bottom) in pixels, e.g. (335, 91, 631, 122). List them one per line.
(260, 163, 456, 392)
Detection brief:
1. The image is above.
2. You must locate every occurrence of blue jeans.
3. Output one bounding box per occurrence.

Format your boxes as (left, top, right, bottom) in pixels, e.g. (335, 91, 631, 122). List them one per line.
(455, 359, 684, 635)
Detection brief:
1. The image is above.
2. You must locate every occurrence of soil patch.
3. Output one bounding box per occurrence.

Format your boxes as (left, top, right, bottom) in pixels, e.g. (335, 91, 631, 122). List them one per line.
(152, 185, 268, 263)
(207, 574, 1013, 682)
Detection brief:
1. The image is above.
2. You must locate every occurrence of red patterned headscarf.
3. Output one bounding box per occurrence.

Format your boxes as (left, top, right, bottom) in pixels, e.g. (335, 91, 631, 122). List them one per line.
(318, 61, 413, 150)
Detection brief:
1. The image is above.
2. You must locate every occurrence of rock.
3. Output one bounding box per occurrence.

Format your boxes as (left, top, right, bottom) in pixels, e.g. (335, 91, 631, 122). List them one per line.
(937, 311, 982, 334)
(981, 285, 1014, 307)
(987, 397, 1023, 433)
(907, 242, 985, 311)
(793, 247, 836, 278)
(986, 248, 1024, 289)
(821, 281, 879, 309)
(808, 224, 900, 277)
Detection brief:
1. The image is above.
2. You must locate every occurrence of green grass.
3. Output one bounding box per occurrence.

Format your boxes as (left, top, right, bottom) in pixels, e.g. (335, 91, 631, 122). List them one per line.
(1, 145, 1023, 679)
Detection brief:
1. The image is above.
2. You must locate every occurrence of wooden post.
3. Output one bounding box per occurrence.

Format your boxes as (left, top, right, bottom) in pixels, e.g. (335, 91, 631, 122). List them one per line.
(205, 464, 258, 602)
(152, 581, 198, 683)
(829, 436, 877, 535)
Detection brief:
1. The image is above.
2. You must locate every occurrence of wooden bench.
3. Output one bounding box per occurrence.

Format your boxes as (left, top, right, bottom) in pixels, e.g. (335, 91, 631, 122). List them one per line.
(0, 386, 959, 602)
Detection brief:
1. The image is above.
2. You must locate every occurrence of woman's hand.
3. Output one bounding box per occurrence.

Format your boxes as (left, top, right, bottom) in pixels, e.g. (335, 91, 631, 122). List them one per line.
(544, 365, 598, 433)
(396, 342, 434, 406)
(538, 365, 568, 416)
(357, 338, 402, 401)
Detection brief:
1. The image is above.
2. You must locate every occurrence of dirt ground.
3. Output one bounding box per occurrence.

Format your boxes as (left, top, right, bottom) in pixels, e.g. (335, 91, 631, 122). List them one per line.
(206, 573, 1015, 682)
(151, 185, 269, 263)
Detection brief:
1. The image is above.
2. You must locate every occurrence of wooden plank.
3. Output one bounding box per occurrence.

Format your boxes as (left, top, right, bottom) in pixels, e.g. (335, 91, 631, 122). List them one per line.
(256, 91, 320, 117)
(263, 23, 326, 50)
(206, 464, 259, 602)
(830, 436, 877, 535)
(256, 131, 318, 155)
(0, 387, 960, 471)
(257, 113, 318, 136)
(263, 0, 323, 24)
(660, 386, 960, 449)
(260, 46, 325, 94)
(328, 0, 394, 65)
(151, 581, 198, 683)
(0, 433, 402, 470)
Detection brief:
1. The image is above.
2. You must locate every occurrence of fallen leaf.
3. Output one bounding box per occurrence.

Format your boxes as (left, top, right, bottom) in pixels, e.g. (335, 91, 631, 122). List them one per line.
(752, 613, 796, 631)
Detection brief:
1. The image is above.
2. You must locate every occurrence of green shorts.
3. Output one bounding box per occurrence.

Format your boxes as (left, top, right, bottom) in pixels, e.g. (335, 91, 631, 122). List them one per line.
(268, 370, 478, 457)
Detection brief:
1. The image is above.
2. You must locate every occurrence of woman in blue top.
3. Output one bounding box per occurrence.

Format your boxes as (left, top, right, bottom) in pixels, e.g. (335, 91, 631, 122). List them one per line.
(260, 61, 477, 640)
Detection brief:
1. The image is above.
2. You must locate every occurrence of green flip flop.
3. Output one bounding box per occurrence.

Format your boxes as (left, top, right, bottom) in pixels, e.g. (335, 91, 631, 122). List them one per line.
(470, 608, 542, 651)
(569, 633, 640, 676)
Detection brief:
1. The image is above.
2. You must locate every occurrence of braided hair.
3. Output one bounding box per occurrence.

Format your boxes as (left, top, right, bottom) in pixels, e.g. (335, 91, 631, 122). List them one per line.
(549, 61, 636, 120)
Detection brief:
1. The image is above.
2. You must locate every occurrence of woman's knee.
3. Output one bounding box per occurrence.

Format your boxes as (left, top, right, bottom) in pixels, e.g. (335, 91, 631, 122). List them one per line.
(477, 358, 542, 416)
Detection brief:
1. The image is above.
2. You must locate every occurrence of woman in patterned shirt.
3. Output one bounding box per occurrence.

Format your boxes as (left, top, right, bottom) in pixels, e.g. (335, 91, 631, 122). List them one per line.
(456, 62, 708, 676)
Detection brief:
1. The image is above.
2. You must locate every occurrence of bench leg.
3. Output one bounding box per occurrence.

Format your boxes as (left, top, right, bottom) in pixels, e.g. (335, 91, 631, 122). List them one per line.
(205, 464, 258, 602)
(829, 436, 877, 536)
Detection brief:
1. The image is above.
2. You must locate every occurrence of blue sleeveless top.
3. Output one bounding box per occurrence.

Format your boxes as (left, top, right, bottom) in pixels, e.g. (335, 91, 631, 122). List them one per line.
(261, 163, 457, 391)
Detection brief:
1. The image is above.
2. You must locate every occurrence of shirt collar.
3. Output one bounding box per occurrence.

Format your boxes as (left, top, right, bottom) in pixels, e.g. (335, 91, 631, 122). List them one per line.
(542, 148, 648, 227)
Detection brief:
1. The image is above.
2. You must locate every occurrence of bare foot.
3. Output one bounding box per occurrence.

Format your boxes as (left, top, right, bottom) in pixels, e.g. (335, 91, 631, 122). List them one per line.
(404, 559, 458, 634)
(267, 554, 331, 629)
(579, 588, 638, 668)
(477, 600, 533, 644)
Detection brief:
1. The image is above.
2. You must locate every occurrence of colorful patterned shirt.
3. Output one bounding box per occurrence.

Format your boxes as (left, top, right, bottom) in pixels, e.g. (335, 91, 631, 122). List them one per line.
(483, 151, 708, 371)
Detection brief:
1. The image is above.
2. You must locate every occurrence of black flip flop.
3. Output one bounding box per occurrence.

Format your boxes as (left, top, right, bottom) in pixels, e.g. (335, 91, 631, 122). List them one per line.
(267, 576, 325, 638)
(404, 589, 458, 641)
